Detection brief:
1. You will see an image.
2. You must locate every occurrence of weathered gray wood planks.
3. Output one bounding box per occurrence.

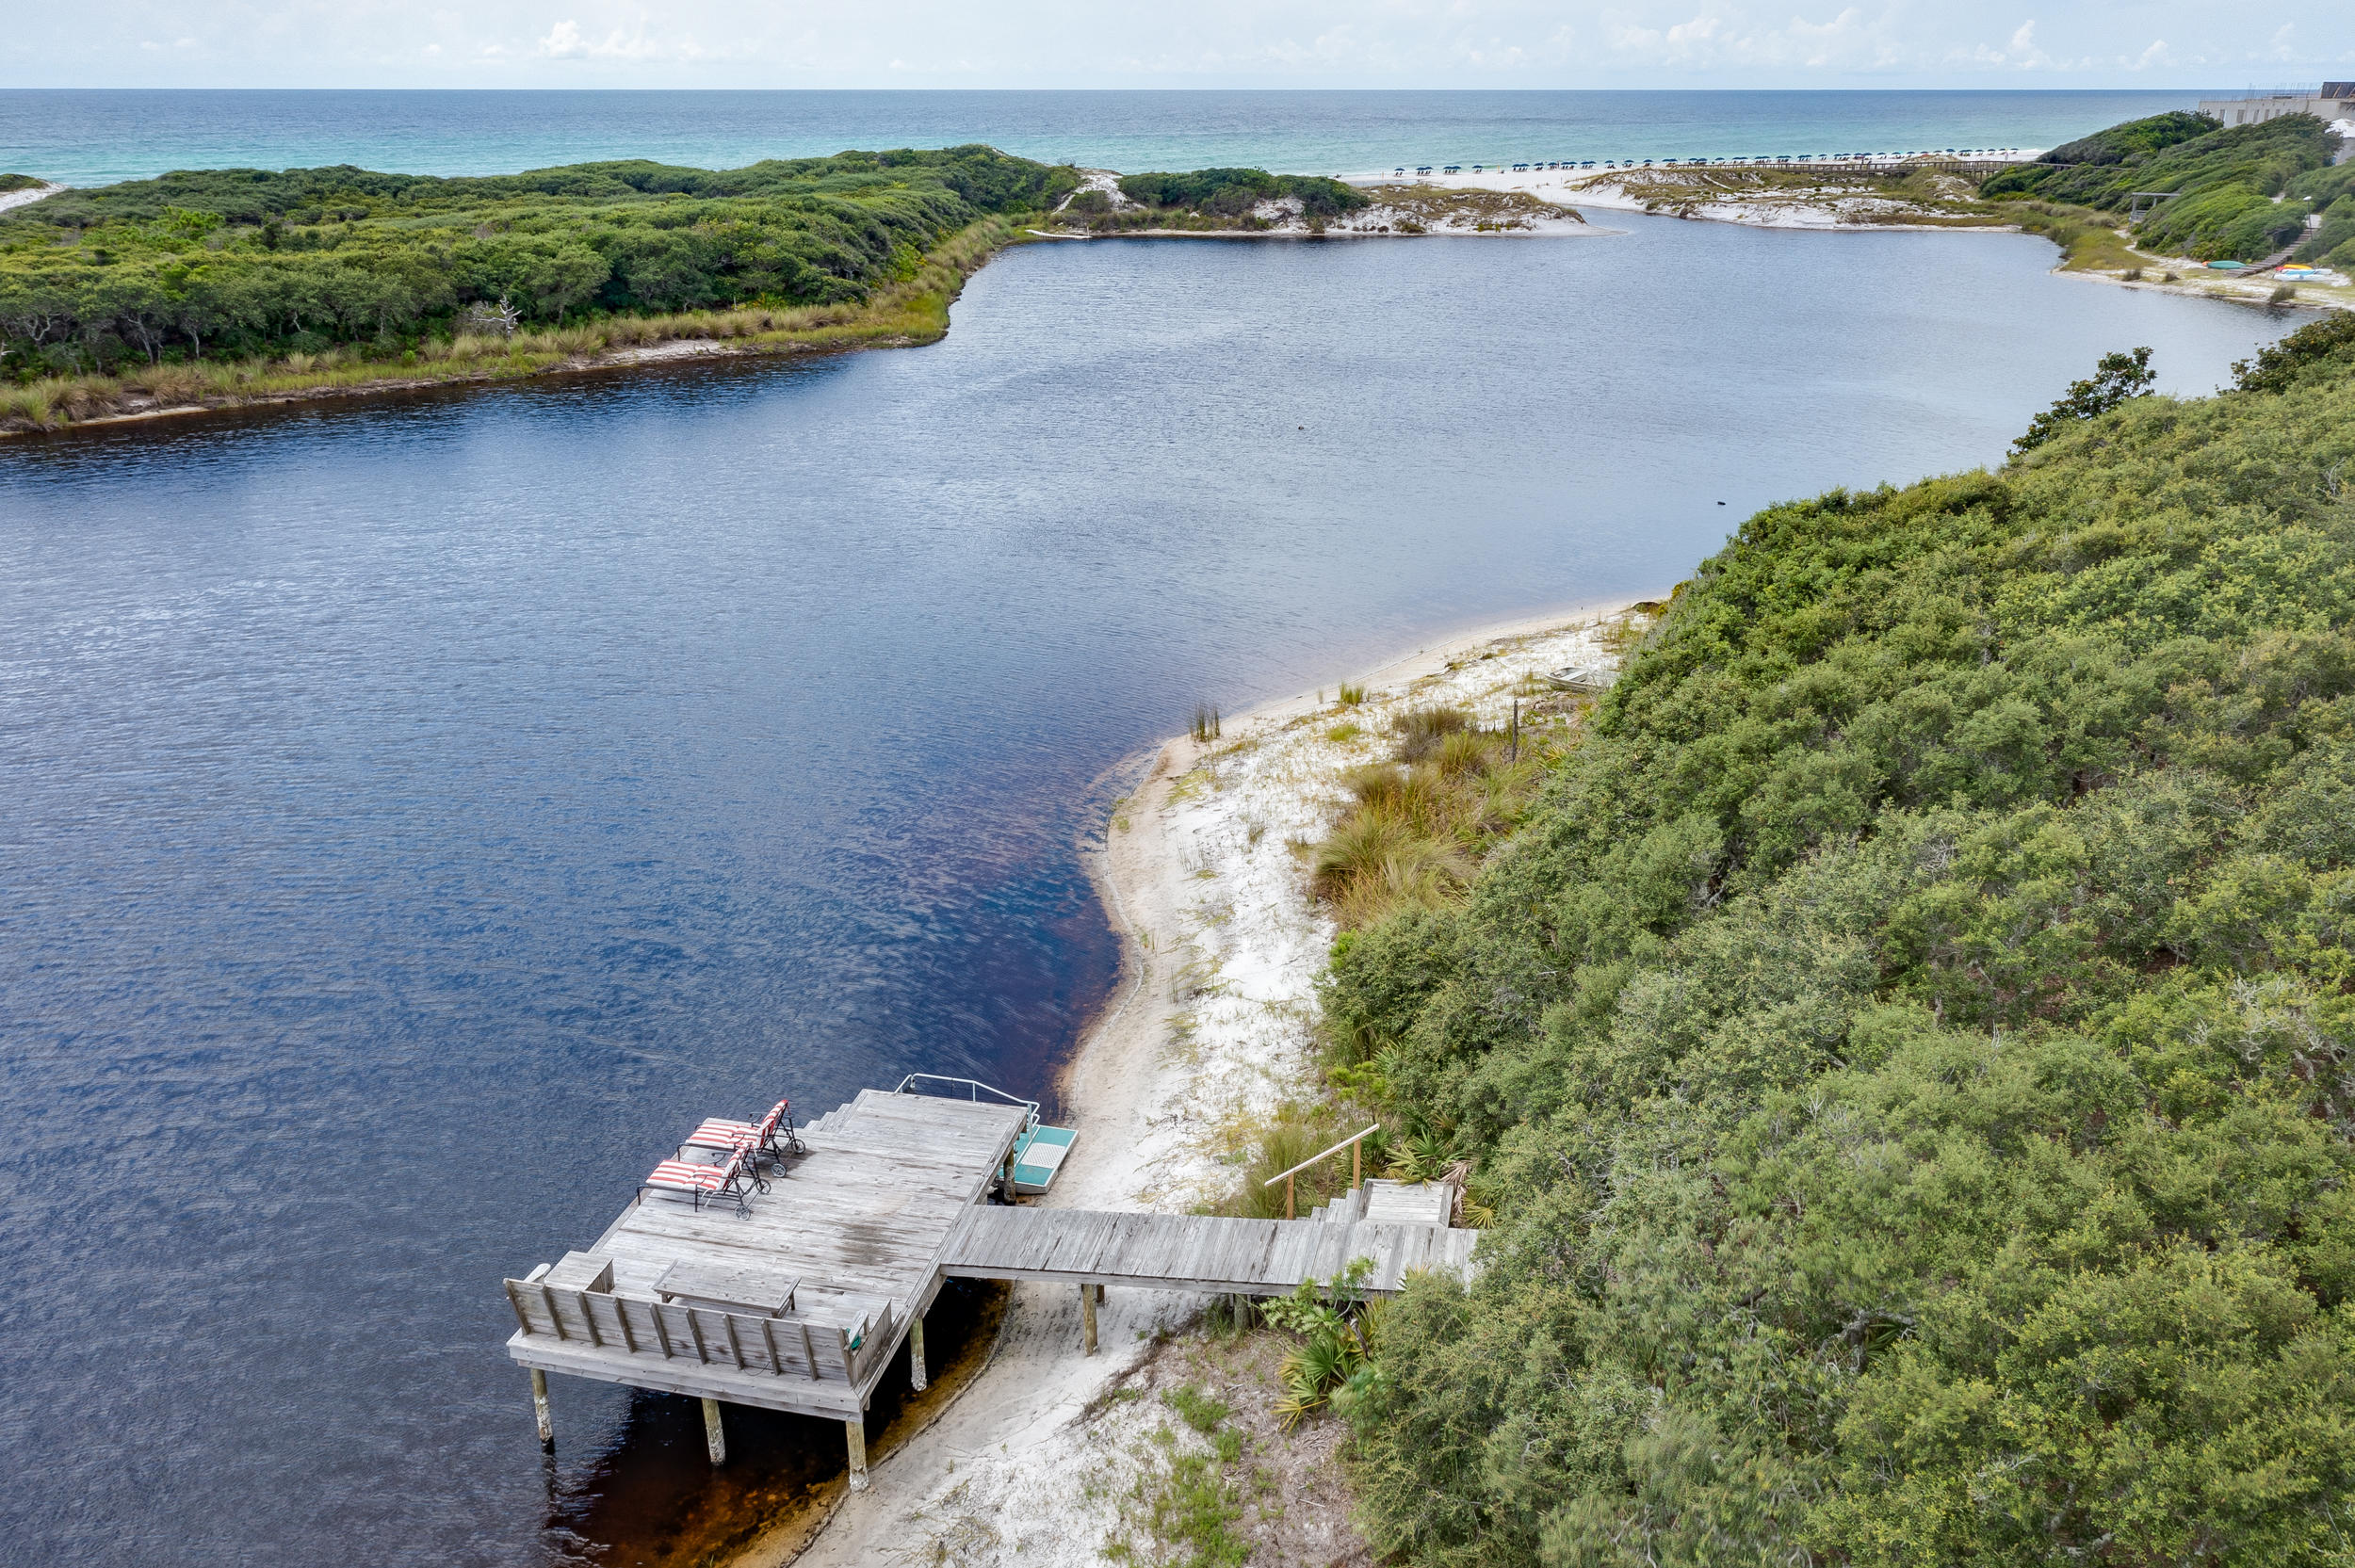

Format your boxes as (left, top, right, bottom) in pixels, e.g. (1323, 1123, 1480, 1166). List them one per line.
(505, 1086, 1478, 1430)
(935, 1205, 1476, 1295)
(505, 1091, 1030, 1415)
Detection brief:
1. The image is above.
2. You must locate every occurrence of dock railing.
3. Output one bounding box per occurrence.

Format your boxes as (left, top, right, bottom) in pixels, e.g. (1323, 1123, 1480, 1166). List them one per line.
(1262, 1124, 1382, 1220)
(892, 1074, 1040, 1133)
(504, 1271, 896, 1388)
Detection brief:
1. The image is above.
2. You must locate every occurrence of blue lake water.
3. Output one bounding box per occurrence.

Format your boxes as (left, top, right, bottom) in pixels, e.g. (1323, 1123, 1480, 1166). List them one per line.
(0, 88, 2211, 186)
(0, 213, 2300, 1564)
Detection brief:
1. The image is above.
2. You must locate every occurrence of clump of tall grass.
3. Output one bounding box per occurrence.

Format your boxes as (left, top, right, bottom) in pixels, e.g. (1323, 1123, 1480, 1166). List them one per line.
(1191, 704, 1222, 743)
(1336, 683, 1367, 705)
(0, 382, 57, 428)
(1224, 1108, 1382, 1220)
(1390, 704, 1470, 761)
(1306, 701, 1555, 928)
(1312, 816, 1471, 927)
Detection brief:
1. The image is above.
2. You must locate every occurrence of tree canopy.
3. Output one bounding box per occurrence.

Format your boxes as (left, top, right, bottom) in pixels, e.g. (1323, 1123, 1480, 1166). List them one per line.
(1333, 319, 2355, 1566)
(0, 147, 1079, 377)
(1115, 168, 1369, 218)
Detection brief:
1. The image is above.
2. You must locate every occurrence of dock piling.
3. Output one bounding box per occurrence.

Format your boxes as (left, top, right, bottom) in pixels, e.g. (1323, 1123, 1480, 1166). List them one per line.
(702, 1398, 726, 1465)
(845, 1416, 869, 1491)
(503, 1089, 1476, 1506)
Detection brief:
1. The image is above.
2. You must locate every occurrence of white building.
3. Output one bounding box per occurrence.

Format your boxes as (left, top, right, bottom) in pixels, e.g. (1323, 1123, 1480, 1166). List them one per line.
(2199, 84, 2352, 128)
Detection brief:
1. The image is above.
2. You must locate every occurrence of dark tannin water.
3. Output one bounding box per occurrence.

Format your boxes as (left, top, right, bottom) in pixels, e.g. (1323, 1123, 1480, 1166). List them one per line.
(0, 218, 2297, 1564)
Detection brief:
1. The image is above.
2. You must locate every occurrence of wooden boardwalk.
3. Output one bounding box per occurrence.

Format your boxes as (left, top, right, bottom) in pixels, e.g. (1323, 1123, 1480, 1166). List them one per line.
(940, 1203, 1475, 1295)
(502, 1086, 1477, 1487)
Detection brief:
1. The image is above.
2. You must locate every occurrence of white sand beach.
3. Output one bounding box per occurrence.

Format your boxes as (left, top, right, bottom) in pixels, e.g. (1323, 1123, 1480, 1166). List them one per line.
(781, 600, 1638, 1568)
(1046, 166, 1605, 238)
(1349, 160, 2033, 232)
(0, 181, 62, 215)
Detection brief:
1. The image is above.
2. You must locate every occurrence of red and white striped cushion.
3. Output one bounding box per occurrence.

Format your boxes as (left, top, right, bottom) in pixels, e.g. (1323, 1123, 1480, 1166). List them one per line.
(755, 1099, 790, 1140)
(646, 1159, 726, 1192)
(684, 1119, 755, 1152)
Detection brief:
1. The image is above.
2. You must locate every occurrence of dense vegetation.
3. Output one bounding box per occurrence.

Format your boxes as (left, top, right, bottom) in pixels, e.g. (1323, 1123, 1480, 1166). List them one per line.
(1327, 318, 2355, 1565)
(2032, 111, 2220, 170)
(0, 147, 1077, 378)
(1113, 168, 1367, 219)
(1982, 112, 2354, 265)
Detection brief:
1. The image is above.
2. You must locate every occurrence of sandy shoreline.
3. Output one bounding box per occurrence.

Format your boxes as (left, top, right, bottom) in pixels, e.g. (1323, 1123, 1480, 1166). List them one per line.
(778, 595, 1643, 1568)
(1354, 164, 2351, 312)
(1351, 162, 2006, 231)
(0, 181, 62, 215)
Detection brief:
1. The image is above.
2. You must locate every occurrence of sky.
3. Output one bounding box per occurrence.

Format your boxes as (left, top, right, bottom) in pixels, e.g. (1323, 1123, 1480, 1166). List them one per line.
(20, 0, 2355, 89)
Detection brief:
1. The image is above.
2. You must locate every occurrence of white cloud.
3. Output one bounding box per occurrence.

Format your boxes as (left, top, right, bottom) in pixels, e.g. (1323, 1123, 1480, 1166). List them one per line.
(13, 0, 2355, 89)
(537, 15, 709, 61)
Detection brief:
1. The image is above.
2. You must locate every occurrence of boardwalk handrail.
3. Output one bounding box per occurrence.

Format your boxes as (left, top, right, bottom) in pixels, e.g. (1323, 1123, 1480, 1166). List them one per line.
(892, 1074, 1039, 1132)
(1262, 1123, 1382, 1220)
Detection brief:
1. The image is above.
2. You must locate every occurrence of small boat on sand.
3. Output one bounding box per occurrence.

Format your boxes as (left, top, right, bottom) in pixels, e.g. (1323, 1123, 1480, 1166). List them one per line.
(1543, 663, 1619, 693)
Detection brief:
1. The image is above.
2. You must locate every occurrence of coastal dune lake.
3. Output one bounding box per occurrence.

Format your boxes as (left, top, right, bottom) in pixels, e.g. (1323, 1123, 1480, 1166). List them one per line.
(0, 216, 2298, 1563)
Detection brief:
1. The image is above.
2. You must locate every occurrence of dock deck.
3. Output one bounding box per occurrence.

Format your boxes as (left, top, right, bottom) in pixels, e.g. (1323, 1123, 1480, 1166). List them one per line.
(504, 1090, 1030, 1420)
(504, 1084, 1478, 1487)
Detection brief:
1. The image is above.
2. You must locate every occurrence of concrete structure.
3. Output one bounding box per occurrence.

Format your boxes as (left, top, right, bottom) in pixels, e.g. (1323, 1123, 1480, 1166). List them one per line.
(2199, 85, 2353, 128)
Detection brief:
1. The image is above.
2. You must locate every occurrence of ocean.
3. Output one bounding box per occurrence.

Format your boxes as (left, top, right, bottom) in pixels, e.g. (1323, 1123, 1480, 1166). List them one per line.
(0, 87, 2210, 186)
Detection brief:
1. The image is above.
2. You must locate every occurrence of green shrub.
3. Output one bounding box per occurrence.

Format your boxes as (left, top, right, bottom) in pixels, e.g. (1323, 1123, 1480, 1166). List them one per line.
(2232, 309, 2355, 394)
(2010, 344, 2154, 455)
(1982, 114, 2337, 262)
(0, 148, 1078, 375)
(1116, 168, 1368, 218)
(1339, 340, 2355, 1567)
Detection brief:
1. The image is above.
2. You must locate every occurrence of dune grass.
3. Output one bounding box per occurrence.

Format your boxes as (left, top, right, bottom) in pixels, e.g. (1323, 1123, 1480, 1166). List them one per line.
(1307, 703, 1552, 930)
(1222, 1107, 1385, 1220)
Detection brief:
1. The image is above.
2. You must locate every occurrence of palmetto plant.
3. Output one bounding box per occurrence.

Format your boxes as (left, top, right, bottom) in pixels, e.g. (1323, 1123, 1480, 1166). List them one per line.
(1262, 1266, 1379, 1429)
(1385, 1129, 1454, 1183)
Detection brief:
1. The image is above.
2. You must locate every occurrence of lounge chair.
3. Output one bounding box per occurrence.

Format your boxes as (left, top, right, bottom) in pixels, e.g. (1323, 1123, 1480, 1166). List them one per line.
(638, 1147, 759, 1217)
(680, 1097, 804, 1170)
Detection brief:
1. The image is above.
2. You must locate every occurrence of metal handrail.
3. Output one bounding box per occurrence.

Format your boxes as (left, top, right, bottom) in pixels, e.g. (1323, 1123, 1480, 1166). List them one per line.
(1262, 1124, 1382, 1220)
(893, 1074, 1040, 1132)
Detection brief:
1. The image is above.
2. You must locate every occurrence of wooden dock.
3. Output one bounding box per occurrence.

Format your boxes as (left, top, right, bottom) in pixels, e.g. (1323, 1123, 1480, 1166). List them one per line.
(940, 1204, 1477, 1294)
(503, 1086, 1474, 1489)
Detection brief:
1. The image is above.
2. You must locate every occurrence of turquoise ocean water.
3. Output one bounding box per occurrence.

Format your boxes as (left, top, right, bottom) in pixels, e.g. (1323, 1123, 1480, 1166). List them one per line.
(0, 88, 2210, 186)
